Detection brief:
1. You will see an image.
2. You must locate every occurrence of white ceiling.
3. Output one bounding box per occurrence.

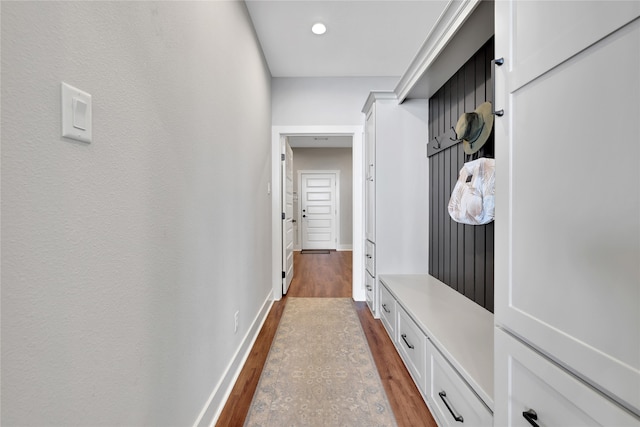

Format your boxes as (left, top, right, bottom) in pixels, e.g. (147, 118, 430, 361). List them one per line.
(245, 0, 449, 78)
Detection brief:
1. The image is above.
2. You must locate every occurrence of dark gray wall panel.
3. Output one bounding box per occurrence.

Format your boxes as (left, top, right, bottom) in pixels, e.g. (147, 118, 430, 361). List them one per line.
(428, 38, 495, 313)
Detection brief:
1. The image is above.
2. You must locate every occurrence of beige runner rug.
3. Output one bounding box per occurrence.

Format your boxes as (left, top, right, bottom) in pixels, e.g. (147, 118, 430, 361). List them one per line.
(244, 298, 397, 427)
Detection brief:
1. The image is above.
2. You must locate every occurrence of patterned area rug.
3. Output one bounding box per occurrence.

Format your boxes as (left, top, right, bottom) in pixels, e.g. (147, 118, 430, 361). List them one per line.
(244, 298, 397, 427)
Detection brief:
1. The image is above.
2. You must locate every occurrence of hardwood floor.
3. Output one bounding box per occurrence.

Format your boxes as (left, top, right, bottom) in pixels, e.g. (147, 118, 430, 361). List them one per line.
(287, 249, 352, 298)
(215, 250, 437, 427)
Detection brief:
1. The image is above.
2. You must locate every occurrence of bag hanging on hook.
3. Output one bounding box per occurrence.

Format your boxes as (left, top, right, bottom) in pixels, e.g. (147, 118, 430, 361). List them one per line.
(448, 157, 495, 225)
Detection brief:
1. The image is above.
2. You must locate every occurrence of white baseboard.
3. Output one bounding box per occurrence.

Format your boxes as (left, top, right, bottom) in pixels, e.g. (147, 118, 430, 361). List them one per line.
(193, 294, 273, 427)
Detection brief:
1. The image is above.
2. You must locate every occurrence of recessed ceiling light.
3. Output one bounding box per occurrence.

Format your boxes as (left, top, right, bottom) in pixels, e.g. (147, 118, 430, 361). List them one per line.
(311, 23, 327, 35)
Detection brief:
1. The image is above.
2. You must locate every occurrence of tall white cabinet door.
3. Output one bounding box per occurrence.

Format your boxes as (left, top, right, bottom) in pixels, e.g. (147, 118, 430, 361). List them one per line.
(365, 105, 376, 243)
(494, 0, 640, 413)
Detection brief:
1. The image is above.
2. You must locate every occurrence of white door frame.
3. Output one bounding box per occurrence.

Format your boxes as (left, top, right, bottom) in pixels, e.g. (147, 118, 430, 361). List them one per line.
(271, 126, 364, 302)
(297, 170, 340, 251)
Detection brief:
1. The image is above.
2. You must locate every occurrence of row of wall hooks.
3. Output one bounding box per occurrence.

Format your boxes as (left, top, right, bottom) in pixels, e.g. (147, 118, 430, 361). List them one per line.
(432, 126, 462, 149)
(427, 127, 459, 157)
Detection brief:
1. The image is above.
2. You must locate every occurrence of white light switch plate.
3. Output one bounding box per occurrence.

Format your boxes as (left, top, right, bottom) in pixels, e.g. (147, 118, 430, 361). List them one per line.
(61, 82, 92, 143)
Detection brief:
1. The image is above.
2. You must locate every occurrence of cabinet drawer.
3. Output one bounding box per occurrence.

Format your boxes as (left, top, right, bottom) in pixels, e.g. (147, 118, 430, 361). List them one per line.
(365, 270, 375, 316)
(365, 239, 375, 276)
(379, 283, 396, 339)
(397, 306, 427, 394)
(495, 328, 639, 426)
(429, 341, 492, 427)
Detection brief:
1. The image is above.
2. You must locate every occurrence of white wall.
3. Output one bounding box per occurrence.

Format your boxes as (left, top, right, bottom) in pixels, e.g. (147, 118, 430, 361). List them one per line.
(272, 77, 398, 126)
(1, 2, 272, 426)
(292, 148, 353, 249)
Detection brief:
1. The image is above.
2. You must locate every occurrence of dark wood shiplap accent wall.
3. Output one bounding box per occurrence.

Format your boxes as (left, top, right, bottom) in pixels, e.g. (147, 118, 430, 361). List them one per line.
(428, 38, 495, 313)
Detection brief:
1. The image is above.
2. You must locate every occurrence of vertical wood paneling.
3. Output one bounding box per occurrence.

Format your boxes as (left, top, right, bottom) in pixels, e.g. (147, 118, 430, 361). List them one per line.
(429, 98, 435, 276)
(456, 71, 466, 296)
(485, 222, 495, 312)
(438, 145, 445, 278)
(449, 72, 459, 292)
(428, 38, 495, 313)
(463, 51, 476, 303)
(443, 80, 451, 285)
(456, 144, 465, 295)
(484, 41, 495, 313)
(473, 47, 486, 308)
(443, 147, 451, 285)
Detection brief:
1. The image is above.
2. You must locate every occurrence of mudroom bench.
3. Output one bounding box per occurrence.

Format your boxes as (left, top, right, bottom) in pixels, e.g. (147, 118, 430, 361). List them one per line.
(378, 274, 494, 426)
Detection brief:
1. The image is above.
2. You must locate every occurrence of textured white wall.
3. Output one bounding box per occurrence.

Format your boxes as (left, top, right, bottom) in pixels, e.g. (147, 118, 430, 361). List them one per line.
(292, 148, 353, 248)
(1, 2, 272, 426)
(272, 77, 398, 126)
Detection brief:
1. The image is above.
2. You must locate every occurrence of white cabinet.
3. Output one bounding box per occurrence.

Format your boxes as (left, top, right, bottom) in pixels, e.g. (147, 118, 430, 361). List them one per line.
(364, 239, 376, 313)
(378, 283, 396, 339)
(379, 275, 494, 426)
(397, 305, 428, 394)
(361, 93, 429, 318)
(494, 0, 640, 419)
(495, 328, 639, 427)
(364, 104, 376, 244)
(364, 239, 375, 277)
(428, 341, 492, 427)
(365, 270, 375, 314)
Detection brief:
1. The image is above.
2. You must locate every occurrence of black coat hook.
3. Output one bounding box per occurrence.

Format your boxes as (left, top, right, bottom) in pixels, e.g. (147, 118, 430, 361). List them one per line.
(433, 135, 441, 149)
(450, 126, 460, 141)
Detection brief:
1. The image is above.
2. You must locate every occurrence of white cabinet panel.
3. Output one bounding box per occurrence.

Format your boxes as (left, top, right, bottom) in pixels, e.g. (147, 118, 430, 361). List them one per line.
(495, 329, 639, 426)
(365, 239, 375, 277)
(495, 0, 640, 411)
(361, 93, 428, 319)
(365, 270, 375, 315)
(379, 282, 396, 340)
(397, 305, 427, 395)
(507, 1, 639, 93)
(365, 104, 376, 243)
(428, 340, 492, 427)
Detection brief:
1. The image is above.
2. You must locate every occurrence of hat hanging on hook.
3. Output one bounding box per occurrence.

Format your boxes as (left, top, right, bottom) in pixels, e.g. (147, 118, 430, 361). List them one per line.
(454, 102, 494, 155)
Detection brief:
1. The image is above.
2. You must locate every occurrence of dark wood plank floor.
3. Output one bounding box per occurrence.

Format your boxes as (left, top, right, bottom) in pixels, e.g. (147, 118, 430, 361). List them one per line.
(215, 250, 437, 427)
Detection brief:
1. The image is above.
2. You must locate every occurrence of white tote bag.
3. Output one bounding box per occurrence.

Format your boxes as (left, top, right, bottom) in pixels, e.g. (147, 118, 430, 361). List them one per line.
(448, 158, 495, 225)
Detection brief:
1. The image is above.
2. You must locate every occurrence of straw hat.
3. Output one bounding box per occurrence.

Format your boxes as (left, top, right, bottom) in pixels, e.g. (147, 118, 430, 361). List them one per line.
(455, 102, 494, 154)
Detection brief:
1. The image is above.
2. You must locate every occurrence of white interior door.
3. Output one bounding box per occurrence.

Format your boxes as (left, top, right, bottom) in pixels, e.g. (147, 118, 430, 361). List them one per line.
(282, 139, 294, 294)
(300, 172, 337, 250)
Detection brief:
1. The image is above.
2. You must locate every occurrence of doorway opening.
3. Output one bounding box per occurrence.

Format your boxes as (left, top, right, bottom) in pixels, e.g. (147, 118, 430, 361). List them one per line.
(271, 126, 364, 302)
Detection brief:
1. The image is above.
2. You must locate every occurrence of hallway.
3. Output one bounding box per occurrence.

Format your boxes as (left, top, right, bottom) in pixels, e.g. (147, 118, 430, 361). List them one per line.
(216, 251, 436, 426)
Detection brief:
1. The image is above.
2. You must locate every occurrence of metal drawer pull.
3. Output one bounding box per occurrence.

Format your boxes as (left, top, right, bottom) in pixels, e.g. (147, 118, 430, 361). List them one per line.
(382, 303, 391, 313)
(438, 391, 464, 423)
(401, 334, 414, 349)
(522, 409, 539, 427)
(491, 57, 504, 117)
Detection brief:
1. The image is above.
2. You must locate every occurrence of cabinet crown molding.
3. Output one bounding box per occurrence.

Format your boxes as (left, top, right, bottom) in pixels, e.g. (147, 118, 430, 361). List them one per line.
(394, 0, 491, 102)
(361, 91, 397, 114)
